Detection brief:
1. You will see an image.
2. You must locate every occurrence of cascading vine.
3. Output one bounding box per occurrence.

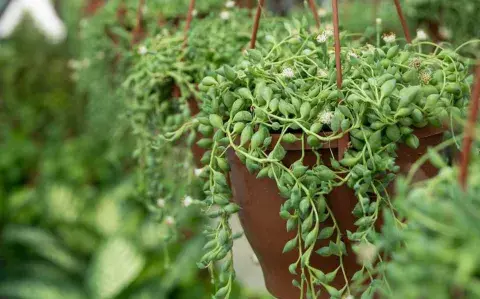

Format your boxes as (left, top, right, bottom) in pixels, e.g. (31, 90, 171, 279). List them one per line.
(123, 8, 280, 241)
(184, 18, 472, 297)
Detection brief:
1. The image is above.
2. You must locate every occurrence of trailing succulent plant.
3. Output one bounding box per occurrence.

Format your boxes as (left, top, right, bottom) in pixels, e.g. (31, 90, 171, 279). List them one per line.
(72, 0, 135, 136)
(123, 7, 288, 236)
(178, 18, 473, 298)
(379, 146, 480, 299)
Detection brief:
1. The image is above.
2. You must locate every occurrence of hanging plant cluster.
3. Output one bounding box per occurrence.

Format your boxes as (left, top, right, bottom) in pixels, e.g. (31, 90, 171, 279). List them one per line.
(112, 0, 480, 298)
(378, 64, 480, 299)
(122, 7, 292, 236)
(182, 16, 472, 298)
(71, 0, 144, 135)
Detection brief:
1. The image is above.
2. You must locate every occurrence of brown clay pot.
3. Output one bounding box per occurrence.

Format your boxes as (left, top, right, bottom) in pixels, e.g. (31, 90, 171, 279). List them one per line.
(227, 126, 445, 299)
(172, 85, 205, 167)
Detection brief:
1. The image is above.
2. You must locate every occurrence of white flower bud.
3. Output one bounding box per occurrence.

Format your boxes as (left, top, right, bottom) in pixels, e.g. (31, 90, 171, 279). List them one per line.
(220, 11, 230, 20)
(165, 216, 175, 226)
(316, 33, 327, 43)
(138, 45, 148, 55)
(183, 196, 193, 207)
(319, 111, 334, 124)
(416, 29, 428, 41)
(282, 68, 294, 78)
(156, 198, 165, 208)
(382, 32, 396, 43)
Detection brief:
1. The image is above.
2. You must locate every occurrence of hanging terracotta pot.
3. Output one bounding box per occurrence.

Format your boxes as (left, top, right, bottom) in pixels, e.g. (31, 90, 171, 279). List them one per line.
(227, 126, 444, 299)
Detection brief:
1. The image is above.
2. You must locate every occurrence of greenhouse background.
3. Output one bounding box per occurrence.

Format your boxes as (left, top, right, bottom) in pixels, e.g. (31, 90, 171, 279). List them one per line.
(1, 0, 479, 298)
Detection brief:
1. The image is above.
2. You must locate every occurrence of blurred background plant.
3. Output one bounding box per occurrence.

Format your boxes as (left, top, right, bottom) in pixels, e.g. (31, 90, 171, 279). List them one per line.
(379, 143, 480, 298)
(404, 0, 480, 52)
(0, 1, 267, 298)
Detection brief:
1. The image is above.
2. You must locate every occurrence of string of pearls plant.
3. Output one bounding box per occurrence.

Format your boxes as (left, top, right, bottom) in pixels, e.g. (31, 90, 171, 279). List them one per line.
(123, 8, 285, 241)
(168, 17, 472, 297)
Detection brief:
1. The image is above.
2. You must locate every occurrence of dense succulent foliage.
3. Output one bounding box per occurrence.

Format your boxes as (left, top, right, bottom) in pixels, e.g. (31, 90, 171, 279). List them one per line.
(123, 7, 287, 236)
(4, 0, 480, 298)
(380, 147, 480, 299)
(179, 17, 473, 297)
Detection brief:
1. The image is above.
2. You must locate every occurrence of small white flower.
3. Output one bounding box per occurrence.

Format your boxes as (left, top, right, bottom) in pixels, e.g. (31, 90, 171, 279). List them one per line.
(165, 216, 175, 226)
(96, 51, 105, 60)
(382, 32, 396, 43)
(183, 196, 193, 207)
(265, 34, 275, 43)
(346, 295, 354, 299)
(194, 168, 204, 176)
(348, 51, 358, 60)
(282, 68, 294, 78)
(192, 9, 198, 17)
(317, 69, 328, 77)
(416, 29, 428, 40)
(439, 26, 452, 39)
(324, 28, 334, 37)
(138, 45, 148, 55)
(220, 11, 230, 20)
(376, 18, 382, 25)
(156, 198, 165, 208)
(319, 111, 334, 124)
(317, 8, 328, 17)
(316, 33, 327, 43)
(225, 1, 235, 8)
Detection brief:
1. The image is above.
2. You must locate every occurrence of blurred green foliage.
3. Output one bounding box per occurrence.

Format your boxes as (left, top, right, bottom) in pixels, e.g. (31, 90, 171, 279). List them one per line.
(0, 3, 262, 299)
(380, 146, 480, 298)
(405, 0, 480, 48)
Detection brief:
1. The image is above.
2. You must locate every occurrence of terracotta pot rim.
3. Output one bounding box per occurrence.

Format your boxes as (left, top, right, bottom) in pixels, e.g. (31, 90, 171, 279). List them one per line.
(268, 126, 446, 151)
